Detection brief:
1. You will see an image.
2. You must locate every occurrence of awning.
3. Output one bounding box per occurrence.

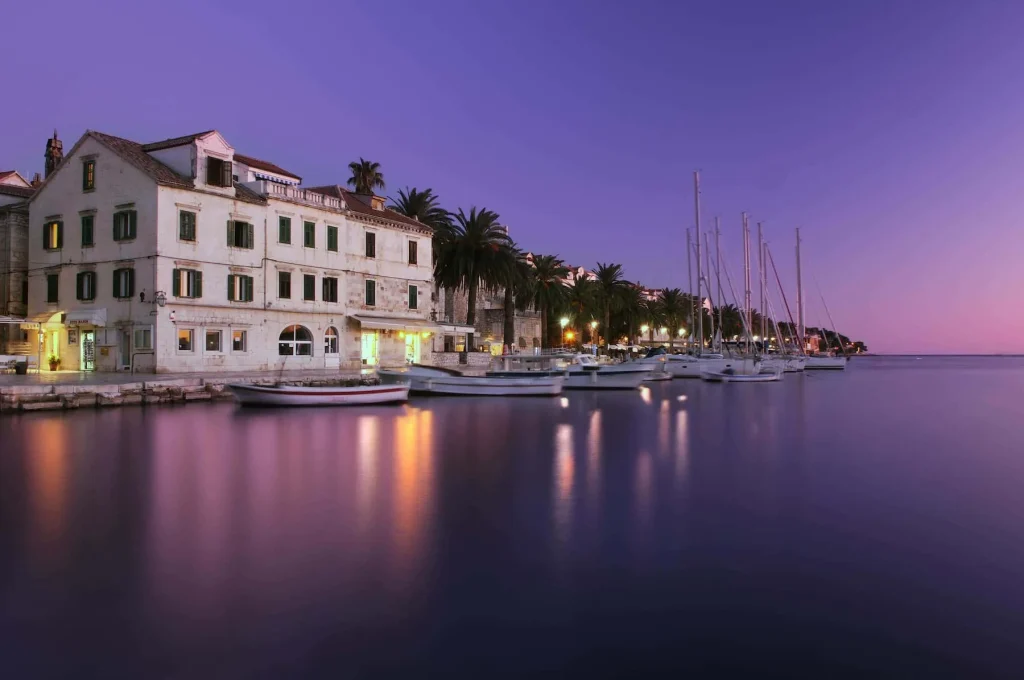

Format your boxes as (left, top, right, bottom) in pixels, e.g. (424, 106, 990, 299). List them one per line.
(65, 309, 107, 327)
(352, 314, 442, 333)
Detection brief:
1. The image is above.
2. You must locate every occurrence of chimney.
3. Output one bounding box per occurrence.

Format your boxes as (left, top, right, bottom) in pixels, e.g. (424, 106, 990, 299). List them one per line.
(30, 172, 42, 187)
(44, 130, 63, 178)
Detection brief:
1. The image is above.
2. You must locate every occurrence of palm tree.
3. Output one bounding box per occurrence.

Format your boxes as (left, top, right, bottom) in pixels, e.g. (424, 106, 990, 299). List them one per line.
(432, 207, 510, 350)
(388, 187, 451, 230)
(641, 297, 664, 344)
(719, 304, 743, 340)
(593, 263, 628, 352)
(658, 288, 687, 350)
(565, 277, 594, 348)
(617, 285, 646, 346)
(528, 255, 569, 348)
(347, 158, 385, 195)
(500, 247, 534, 351)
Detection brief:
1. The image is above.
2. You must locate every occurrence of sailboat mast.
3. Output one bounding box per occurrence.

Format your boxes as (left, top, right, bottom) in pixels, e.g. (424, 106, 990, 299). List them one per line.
(742, 212, 751, 343)
(715, 216, 723, 351)
(686, 228, 693, 348)
(757, 222, 765, 343)
(694, 171, 703, 353)
(796, 227, 805, 352)
(704, 232, 714, 347)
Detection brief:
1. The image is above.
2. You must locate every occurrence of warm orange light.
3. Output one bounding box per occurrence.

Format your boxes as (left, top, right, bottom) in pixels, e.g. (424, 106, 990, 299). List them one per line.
(398, 331, 405, 339)
(565, 331, 575, 340)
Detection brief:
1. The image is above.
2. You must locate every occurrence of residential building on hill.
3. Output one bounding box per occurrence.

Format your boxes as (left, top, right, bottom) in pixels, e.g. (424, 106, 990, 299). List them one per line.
(26, 129, 441, 372)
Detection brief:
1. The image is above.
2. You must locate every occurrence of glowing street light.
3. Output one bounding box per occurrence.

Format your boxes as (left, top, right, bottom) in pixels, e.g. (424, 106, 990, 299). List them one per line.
(565, 330, 575, 341)
(677, 328, 686, 337)
(640, 324, 649, 334)
(660, 327, 668, 335)
(559, 317, 569, 329)
(590, 320, 598, 330)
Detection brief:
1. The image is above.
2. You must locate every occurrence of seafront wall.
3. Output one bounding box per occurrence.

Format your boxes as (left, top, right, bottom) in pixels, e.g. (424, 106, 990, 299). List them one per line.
(0, 375, 378, 412)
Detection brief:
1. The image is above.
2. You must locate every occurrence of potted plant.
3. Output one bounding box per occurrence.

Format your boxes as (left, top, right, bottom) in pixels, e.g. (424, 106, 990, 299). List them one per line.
(47, 354, 60, 372)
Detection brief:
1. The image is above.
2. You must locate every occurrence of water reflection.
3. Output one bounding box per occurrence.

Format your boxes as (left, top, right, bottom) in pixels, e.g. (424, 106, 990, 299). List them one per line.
(27, 419, 69, 565)
(553, 423, 574, 546)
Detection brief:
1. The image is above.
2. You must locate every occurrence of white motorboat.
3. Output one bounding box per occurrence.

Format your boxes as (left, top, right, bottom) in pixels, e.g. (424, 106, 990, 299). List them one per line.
(488, 353, 651, 390)
(379, 364, 563, 396)
(227, 382, 410, 407)
(783, 356, 807, 372)
(805, 355, 848, 370)
(663, 353, 733, 378)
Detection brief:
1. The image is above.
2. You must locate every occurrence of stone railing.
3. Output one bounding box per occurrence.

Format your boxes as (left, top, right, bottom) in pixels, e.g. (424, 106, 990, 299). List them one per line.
(253, 181, 345, 211)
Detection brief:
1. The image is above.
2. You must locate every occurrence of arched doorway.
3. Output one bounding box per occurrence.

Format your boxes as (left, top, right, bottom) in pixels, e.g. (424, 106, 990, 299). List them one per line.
(324, 326, 340, 368)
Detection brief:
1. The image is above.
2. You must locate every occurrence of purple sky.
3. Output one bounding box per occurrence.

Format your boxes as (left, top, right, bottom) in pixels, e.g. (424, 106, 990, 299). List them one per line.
(4, 0, 1023, 353)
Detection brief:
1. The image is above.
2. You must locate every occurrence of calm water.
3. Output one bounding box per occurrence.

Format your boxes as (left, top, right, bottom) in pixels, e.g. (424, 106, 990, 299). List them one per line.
(2, 357, 1024, 678)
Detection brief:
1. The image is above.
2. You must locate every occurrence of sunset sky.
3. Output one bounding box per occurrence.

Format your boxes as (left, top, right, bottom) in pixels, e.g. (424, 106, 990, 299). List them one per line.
(4, 0, 1022, 353)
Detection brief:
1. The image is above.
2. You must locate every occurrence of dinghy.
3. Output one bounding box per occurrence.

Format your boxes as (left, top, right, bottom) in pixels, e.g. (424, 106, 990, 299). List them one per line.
(379, 364, 563, 396)
(227, 383, 410, 407)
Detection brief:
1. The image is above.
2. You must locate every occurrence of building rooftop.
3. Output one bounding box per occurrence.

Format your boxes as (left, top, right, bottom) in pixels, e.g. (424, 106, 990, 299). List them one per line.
(234, 153, 301, 181)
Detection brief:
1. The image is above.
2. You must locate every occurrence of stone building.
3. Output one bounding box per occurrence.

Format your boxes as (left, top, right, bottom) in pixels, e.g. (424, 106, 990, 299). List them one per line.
(439, 285, 542, 355)
(0, 170, 35, 354)
(26, 129, 439, 373)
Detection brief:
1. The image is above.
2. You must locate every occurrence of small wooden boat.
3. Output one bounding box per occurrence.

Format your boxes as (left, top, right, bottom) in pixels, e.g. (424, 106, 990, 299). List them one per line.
(227, 382, 409, 407)
(378, 365, 563, 396)
(700, 367, 782, 383)
(487, 353, 652, 390)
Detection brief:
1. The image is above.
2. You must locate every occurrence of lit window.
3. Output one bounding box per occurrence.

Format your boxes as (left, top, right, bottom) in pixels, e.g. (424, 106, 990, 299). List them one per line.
(43, 220, 63, 250)
(232, 330, 247, 352)
(178, 329, 194, 351)
(205, 330, 222, 352)
(82, 160, 95, 191)
(279, 325, 313, 356)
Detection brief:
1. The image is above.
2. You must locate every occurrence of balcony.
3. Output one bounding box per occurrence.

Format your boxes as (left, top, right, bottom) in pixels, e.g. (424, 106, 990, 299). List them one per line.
(250, 181, 345, 211)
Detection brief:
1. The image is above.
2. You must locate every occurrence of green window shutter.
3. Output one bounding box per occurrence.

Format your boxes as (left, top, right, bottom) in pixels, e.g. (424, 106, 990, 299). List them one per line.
(247, 222, 254, 249)
(227, 274, 235, 301)
(113, 270, 120, 298)
(56, 221, 64, 249)
(279, 217, 290, 244)
(221, 161, 233, 188)
(43, 224, 48, 250)
(409, 286, 417, 309)
(195, 271, 202, 299)
(246, 276, 254, 302)
(227, 220, 235, 247)
(129, 211, 137, 239)
(76, 273, 83, 300)
(127, 269, 135, 297)
(172, 269, 180, 297)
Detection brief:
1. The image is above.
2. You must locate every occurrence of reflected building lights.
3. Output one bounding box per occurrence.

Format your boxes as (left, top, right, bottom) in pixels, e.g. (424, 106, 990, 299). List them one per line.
(675, 410, 690, 483)
(586, 410, 601, 496)
(639, 386, 652, 404)
(560, 397, 569, 408)
(553, 424, 575, 546)
(28, 419, 69, 562)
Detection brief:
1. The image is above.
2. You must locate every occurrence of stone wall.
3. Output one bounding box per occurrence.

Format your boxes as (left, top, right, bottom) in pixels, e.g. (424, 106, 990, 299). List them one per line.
(439, 286, 542, 350)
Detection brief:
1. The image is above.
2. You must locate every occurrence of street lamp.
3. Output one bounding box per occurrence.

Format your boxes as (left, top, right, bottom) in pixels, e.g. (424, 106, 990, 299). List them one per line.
(560, 317, 569, 347)
(640, 324, 649, 334)
(677, 328, 686, 337)
(660, 327, 667, 336)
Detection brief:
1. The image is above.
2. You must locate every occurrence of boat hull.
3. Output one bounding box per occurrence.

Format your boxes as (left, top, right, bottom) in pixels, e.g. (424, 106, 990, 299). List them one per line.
(564, 366, 651, 390)
(227, 383, 409, 407)
(380, 368, 563, 396)
(701, 370, 781, 383)
(805, 356, 847, 370)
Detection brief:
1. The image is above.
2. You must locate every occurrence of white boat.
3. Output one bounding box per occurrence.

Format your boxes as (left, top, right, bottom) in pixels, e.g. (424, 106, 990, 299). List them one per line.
(662, 353, 734, 378)
(805, 355, 848, 370)
(784, 356, 807, 372)
(227, 382, 410, 407)
(488, 353, 651, 390)
(701, 358, 782, 383)
(379, 364, 563, 396)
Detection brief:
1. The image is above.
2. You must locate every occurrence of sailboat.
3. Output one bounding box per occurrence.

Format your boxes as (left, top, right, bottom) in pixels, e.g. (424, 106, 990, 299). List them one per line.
(795, 228, 848, 371)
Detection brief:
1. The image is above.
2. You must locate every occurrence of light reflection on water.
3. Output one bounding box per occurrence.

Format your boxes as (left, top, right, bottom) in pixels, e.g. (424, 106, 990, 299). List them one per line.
(5, 358, 1024, 676)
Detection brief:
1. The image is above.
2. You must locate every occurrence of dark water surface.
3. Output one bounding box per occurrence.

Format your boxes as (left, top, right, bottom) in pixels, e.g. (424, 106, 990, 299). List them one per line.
(3, 357, 1024, 678)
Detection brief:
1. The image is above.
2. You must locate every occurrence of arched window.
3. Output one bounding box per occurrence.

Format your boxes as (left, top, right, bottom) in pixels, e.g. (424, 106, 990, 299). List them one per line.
(324, 326, 339, 354)
(532, 337, 541, 347)
(518, 336, 527, 348)
(279, 325, 313, 356)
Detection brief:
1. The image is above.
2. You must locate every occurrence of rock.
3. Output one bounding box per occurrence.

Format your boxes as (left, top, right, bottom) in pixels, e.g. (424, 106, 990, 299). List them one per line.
(121, 394, 143, 406)
(184, 391, 211, 401)
(21, 399, 64, 411)
(97, 394, 123, 407)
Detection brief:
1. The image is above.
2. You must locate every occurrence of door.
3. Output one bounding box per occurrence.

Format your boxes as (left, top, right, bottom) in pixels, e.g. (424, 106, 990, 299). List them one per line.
(81, 331, 96, 371)
(404, 334, 421, 364)
(361, 331, 378, 366)
(119, 330, 131, 370)
(324, 326, 340, 369)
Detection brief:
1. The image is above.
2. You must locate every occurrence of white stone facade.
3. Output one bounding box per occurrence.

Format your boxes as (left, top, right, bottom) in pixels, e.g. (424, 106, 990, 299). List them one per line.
(26, 130, 435, 373)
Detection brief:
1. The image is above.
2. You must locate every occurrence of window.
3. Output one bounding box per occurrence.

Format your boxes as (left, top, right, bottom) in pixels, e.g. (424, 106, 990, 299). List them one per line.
(365, 231, 376, 258)
(322, 276, 338, 303)
(81, 215, 94, 247)
(207, 156, 232, 187)
(227, 220, 254, 249)
(409, 240, 418, 265)
(76, 271, 96, 301)
(278, 271, 291, 299)
(303, 274, 316, 301)
(279, 216, 291, 244)
(409, 284, 418, 310)
(113, 268, 135, 298)
(365, 279, 376, 306)
(205, 330, 222, 352)
(232, 330, 247, 352)
(179, 211, 196, 241)
(178, 329, 194, 351)
(68, 330, 78, 345)
(303, 221, 315, 248)
(172, 268, 202, 298)
(113, 210, 137, 241)
(46, 273, 59, 303)
(279, 325, 313, 356)
(327, 225, 338, 252)
(325, 327, 339, 354)
(134, 327, 152, 350)
(43, 220, 63, 250)
(227, 274, 254, 302)
(82, 159, 95, 191)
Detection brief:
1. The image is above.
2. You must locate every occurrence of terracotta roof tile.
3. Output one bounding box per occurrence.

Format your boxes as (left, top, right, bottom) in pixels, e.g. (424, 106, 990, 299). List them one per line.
(232, 181, 268, 206)
(234, 153, 301, 181)
(305, 185, 431, 233)
(90, 131, 195, 189)
(0, 184, 35, 199)
(140, 130, 216, 152)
